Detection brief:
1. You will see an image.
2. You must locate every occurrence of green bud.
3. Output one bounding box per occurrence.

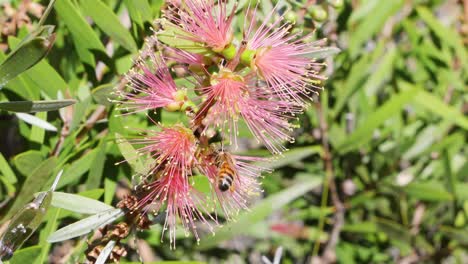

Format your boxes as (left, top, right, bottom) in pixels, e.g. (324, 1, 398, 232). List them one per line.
(173, 89, 187, 102)
(284, 11, 298, 24)
(309, 5, 328, 22)
(328, 0, 344, 9)
(240, 49, 256, 67)
(181, 100, 197, 112)
(220, 43, 236, 60)
(164, 102, 183, 112)
(454, 211, 466, 228)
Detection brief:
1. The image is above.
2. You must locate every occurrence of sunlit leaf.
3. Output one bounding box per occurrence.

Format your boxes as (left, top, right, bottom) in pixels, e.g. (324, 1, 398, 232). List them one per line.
(0, 26, 55, 88)
(47, 208, 124, 243)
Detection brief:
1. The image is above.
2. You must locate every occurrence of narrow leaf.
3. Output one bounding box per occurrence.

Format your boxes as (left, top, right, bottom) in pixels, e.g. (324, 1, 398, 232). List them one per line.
(15, 113, 57, 132)
(0, 26, 55, 87)
(95, 240, 116, 264)
(13, 151, 44, 177)
(414, 90, 468, 130)
(0, 152, 17, 184)
(3, 157, 57, 220)
(254, 145, 323, 170)
(0, 170, 61, 260)
(47, 208, 124, 243)
(336, 84, 420, 153)
(54, 0, 106, 66)
(49, 192, 114, 214)
(8, 246, 42, 264)
(199, 178, 322, 249)
(404, 182, 453, 202)
(124, 0, 152, 27)
(0, 100, 76, 113)
(116, 133, 146, 174)
(80, 0, 138, 53)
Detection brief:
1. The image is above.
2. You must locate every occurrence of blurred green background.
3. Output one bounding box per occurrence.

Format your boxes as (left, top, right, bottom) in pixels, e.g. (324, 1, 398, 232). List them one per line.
(0, 0, 467, 263)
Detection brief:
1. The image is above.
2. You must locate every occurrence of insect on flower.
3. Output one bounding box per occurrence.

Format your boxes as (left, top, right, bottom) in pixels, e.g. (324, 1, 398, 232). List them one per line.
(216, 151, 238, 193)
(107, 0, 336, 249)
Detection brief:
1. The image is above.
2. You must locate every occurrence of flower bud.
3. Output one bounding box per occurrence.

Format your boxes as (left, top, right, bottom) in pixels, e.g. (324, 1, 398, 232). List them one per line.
(284, 11, 297, 24)
(309, 5, 328, 22)
(164, 90, 187, 112)
(327, 0, 344, 9)
(240, 49, 256, 67)
(219, 43, 236, 60)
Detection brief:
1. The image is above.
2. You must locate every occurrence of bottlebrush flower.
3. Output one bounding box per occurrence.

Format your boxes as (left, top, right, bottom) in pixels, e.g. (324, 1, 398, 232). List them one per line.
(131, 124, 198, 177)
(197, 150, 270, 220)
(195, 67, 301, 154)
(241, 7, 327, 105)
(116, 52, 187, 113)
(165, 47, 206, 66)
(135, 168, 217, 249)
(164, 0, 236, 57)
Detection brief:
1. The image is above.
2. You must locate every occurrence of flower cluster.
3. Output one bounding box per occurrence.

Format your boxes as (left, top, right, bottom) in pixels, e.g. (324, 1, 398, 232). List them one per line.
(115, 1, 330, 248)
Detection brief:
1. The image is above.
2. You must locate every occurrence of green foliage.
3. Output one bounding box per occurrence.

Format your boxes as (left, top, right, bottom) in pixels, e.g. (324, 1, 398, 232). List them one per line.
(0, 0, 466, 263)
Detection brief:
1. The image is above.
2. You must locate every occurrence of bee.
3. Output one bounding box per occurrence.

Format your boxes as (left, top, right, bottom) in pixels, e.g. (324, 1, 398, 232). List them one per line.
(216, 152, 238, 193)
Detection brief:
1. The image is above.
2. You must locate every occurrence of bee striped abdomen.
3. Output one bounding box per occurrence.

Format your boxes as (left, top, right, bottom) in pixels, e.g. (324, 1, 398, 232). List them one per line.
(218, 162, 235, 192)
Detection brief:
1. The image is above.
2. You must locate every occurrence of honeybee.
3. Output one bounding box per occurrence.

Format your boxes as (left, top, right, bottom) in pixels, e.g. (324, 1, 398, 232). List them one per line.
(216, 152, 238, 193)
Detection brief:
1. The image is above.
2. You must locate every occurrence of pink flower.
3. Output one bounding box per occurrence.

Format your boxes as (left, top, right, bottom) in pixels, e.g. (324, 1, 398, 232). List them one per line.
(164, 0, 235, 53)
(131, 124, 198, 177)
(195, 68, 301, 154)
(241, 7, 327, 105)
(198, 150, 270, 220)
(116, 52, 186, 113)
(135, 168, 216, 248)
(165, 47, 206, 66)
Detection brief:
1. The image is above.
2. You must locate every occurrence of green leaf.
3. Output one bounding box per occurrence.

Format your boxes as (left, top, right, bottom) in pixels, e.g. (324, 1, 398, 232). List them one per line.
(0, 169, 60, 259)
(80, 0, 138, 53)
(336, 84, 420, 153)
(4, 157, 56, 220)
(47, 208, 124, 243)
(348, 0, 404, 57)
(29, 111, 47, 144)
(0, 152, 17, 184)
(54, 0, 106, 66)
(15, 112, 56, 132)
(124, 0, 153, 27)
(0, 50, 36, 99)
(253, 145, 323, 170)
(413, 90, 468, 130)
(342, 222, 378, 233)
(0, 190, 53, 260)
(86, 139, 108, 189)
(92, 83, 115, 106)
(56, 149, 97, 189)
(198, 178, 322, 249)
(104, 178, 117, 205)
(416, 6, 467, 72)
(6, 36, 67, 99)
(404, 182, 453, 202)
(0, 26, 55, 87)
(13, 150, 44, 177)
(35, 207, 60, 264)
(0, 99, 76, 113)
(49, 192, 114, 214)
(115, 133, 146, 174)
(8, 246, 42, 264)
